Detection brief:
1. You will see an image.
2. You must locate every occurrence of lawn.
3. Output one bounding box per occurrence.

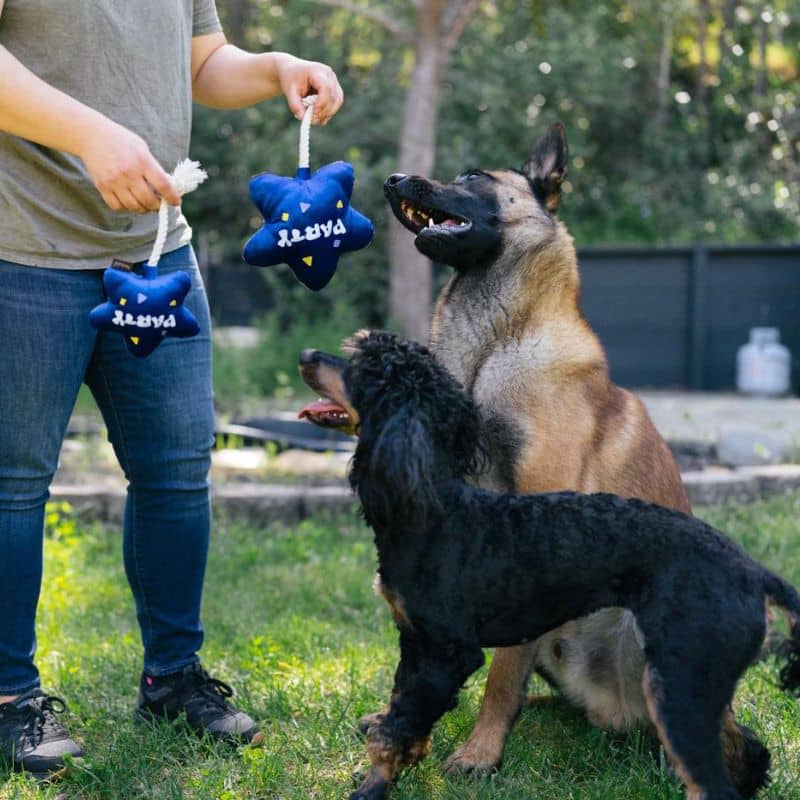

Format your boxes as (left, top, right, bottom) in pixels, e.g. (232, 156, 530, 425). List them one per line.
(2, 495, 800, 800)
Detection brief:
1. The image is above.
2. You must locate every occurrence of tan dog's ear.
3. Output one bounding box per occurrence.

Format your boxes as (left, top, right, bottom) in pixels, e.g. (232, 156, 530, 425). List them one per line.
(522, 122, 568, 212)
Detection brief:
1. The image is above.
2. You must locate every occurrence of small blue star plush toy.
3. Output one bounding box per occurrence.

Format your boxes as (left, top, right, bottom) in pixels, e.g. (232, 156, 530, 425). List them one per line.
(89, 160, 206, 357)
(89, 264, 199, 357)
(243, 97, 374, 291)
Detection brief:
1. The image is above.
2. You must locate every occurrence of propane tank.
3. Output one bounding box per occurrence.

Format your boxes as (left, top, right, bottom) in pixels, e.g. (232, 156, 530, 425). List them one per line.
(736, 327, 791, 396)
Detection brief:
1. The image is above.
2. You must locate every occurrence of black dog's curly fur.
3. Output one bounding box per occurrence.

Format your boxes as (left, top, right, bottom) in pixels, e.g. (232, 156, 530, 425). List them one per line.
(306, 332, 800, 800)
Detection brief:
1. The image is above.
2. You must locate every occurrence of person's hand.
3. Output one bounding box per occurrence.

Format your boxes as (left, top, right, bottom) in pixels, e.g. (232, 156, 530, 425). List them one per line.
(275, 54, 344, 125)
(78, 119, 180, 213)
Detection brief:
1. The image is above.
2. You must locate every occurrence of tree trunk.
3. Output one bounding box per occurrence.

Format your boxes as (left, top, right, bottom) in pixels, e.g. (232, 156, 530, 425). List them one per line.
(388, 0, 449, 341)
(755, 5, 769, 99)
(696, 0, 710, 126)
(654, 4, 673, 131)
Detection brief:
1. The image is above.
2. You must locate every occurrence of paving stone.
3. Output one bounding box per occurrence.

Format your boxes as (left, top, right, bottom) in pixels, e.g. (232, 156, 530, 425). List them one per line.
(681, 469, 761, 506)
(640, 391, 800, 447)
(736, 465, 800, 497)
(716, 424, 797, 467)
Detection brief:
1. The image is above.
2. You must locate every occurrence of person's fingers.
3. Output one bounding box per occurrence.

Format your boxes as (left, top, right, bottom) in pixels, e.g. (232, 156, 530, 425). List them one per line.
(116, 187, 149, 214)
(285, 81, 307, 121)
(309, 66, 341, 124)
(102, 189, 124, 213)
(130, 176, 162, 212)
(145, 163, 180, 206)
(325, 79, 345, 126)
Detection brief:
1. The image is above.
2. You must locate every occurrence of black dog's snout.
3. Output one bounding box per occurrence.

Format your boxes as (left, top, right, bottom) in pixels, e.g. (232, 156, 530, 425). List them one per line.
(384, 173, 408, 193)
(299, 349, 320, 366)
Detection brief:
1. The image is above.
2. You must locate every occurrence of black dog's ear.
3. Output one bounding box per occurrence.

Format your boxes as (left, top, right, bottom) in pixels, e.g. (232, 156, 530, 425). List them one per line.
(362, 409, 442, 530)
(522, 122, 568, 212)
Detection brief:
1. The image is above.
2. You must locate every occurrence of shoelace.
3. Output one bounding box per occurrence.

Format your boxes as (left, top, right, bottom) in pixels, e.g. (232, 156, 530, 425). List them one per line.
(188, 671, 234, 711)
(20, 696, 68, 745)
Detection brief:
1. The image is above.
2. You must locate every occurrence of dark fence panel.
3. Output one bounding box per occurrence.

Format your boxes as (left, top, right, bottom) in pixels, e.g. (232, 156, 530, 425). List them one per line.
(704, 247, 800, 391)
(571, 244, 799, 390)
(206, 244, 800, 390)
(579, 250, 691, 388)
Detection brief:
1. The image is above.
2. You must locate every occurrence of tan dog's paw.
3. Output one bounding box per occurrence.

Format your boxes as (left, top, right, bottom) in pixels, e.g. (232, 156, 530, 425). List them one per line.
(442, 733, 503, 775)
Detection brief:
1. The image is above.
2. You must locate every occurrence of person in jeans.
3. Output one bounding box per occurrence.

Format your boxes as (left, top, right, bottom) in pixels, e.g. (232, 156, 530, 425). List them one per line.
(0, 0, 343, 779)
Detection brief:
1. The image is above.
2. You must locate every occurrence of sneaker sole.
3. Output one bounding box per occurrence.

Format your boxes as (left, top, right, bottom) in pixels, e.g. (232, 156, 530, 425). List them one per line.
(15, 764, 69, 783)
(135, 707, 264, 746)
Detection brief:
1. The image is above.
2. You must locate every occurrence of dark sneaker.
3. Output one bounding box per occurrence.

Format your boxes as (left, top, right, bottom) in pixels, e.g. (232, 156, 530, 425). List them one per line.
(0, 691, 83, 780)
(136, 663, 263, 745)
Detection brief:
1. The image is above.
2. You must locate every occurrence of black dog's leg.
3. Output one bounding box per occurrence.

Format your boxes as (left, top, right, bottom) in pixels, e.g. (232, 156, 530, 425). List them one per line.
(351, 641, 484, 800)
(643, 663, 742, 800)
(719, 711, 770, 799)
(358, 630, 424, 736)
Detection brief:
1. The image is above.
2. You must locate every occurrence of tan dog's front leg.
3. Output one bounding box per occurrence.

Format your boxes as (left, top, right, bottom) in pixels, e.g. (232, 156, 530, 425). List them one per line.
(444, 642, 536, 773)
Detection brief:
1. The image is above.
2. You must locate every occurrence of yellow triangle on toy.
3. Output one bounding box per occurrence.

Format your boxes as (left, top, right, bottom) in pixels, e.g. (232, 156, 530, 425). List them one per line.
(119, 297, 127, 306)
(130, 336, 140, 345)
(281, 212, 290, 221)
(169, 300, 177, 307)
(336, 200, 344, 209)
(302, 256, 313, 267)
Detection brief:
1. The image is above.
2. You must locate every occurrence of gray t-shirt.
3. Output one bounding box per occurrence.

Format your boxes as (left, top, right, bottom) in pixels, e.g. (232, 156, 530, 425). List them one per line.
(0, 1, 222, 269)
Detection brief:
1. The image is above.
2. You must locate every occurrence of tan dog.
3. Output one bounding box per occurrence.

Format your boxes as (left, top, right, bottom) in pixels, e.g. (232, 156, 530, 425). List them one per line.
(383, 121, 696, 770)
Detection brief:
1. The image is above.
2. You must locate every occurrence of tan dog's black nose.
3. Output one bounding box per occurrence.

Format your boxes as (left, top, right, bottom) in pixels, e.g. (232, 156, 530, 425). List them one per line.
(384, 174, 407, 193)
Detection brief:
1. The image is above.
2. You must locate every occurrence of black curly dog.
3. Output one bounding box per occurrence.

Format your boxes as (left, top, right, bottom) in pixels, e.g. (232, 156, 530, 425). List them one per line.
(298, 331, 800, 800)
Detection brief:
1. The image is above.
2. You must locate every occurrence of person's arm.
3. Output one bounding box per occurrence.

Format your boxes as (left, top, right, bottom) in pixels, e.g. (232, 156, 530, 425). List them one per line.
(191, 32, 343, 124)
(0, 44, 179, 212)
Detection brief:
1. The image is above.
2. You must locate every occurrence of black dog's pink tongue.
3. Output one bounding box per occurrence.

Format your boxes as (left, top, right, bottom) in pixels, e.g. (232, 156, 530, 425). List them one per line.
(298, 399, 346, 420)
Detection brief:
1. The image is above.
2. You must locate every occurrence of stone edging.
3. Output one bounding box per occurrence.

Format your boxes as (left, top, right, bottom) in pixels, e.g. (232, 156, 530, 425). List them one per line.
(50, 465, 800, 525)
(681, 465, 800, 506)
(49, 483, 357, 525)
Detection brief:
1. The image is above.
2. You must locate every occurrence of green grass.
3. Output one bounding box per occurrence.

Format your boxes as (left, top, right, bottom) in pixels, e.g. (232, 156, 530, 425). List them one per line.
(3, 495, 800, 799)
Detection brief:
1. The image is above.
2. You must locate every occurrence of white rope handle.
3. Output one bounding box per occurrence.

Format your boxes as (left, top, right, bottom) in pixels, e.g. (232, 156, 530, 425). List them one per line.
(298, 95, 318, 170)
(147, 159, 208, 267)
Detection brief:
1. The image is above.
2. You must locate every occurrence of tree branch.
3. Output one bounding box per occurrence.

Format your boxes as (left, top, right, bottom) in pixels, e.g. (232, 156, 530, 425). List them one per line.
(313, 0, 414, 43)
(442, 0, 481, 53)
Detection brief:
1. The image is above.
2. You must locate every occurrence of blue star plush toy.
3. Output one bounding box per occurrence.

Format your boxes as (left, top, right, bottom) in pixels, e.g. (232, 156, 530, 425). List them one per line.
(242, 98, 374, 291)
(89, 264, 199, 357)
(89, 160, 207, 358)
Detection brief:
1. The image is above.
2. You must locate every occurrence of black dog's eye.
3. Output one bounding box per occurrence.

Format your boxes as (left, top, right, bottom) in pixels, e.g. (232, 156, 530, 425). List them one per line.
(457, 170, 484, 183)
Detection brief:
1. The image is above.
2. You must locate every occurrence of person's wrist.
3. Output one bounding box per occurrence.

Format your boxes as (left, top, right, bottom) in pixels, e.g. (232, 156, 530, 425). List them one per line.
(269, 51, 298, 74)
(73, 110, 118, 161)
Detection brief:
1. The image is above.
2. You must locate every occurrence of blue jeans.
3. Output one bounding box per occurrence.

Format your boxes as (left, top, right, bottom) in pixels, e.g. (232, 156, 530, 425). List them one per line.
(0, 246, 214, 693)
